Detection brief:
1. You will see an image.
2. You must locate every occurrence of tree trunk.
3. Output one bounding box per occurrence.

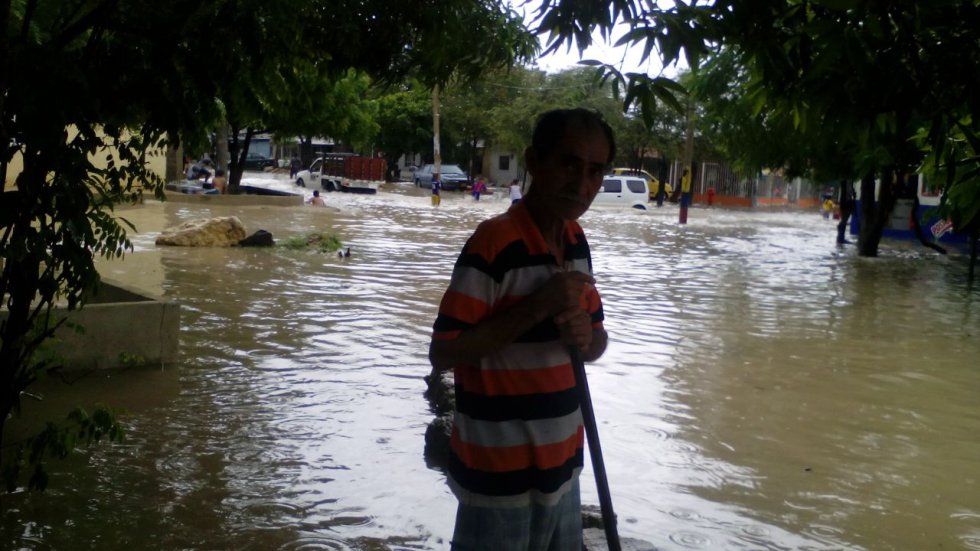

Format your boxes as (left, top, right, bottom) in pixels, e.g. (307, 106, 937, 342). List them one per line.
(300, 137, 314, 169)
(836, 178, 855, 244)
(165, 142, 182, 183)
(970, 224, 979, 286)
(857, 170, 896, 257)
(215, 122, 230, 172)
(227, 128, 254, 195)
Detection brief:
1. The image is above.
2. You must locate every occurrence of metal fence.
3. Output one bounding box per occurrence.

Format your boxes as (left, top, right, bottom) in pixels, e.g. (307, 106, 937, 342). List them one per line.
(667, 160, 829, 207)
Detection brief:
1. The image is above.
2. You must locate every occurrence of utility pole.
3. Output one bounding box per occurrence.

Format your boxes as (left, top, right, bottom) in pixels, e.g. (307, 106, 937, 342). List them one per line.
(432, 84, 442, 178)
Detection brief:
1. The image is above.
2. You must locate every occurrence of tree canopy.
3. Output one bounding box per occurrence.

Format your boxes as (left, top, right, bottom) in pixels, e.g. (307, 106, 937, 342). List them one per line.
(539, 0, 980, 255)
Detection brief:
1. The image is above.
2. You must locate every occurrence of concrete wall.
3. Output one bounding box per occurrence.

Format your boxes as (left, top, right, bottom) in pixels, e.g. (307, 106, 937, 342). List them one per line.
(4, 127, 168, 189)
(1, 280, 180, 370)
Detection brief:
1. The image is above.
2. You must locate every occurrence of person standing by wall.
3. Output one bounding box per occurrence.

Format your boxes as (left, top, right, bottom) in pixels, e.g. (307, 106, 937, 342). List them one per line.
(429, 108, 613, 550)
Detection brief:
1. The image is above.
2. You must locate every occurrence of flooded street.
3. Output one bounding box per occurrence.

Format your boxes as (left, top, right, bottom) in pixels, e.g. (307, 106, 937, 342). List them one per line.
(3, 179, 979, 550)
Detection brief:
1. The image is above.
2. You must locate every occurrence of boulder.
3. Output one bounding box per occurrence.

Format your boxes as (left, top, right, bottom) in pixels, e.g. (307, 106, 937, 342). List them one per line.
(155, 216, 247, 247)
(239, 229, 275, 247)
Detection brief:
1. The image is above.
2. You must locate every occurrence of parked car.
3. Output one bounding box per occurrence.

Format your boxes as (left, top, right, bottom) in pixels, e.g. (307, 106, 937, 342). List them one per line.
(242, 154, 277, 171)
(592, 175, 650, 209)
(414, 164, 469, 191)
(610, 167, 672, 198)
(294, 158, 322, 188)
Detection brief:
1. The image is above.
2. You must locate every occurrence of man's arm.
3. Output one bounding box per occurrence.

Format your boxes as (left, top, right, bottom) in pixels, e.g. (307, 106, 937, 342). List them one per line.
(428, 293, 551, 373)
(429, 271, 596, 372)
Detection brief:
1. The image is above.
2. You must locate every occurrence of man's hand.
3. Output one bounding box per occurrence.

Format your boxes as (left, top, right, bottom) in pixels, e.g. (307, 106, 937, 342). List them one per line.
(535, 271, 595, 316)
(543, 271, 597, 355)
(554, 305, 593, 353)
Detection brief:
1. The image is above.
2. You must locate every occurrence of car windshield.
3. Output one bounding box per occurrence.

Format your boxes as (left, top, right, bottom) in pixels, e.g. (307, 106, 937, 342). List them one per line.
(441, 165, 465, 174)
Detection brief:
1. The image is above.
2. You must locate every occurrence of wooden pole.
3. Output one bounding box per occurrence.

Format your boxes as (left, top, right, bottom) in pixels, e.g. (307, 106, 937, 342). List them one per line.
(569, 347, 621, 551)
(432, 84, 442, 177)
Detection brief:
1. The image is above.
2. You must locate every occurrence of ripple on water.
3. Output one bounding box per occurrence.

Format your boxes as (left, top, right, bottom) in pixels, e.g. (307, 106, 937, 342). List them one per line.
(668, 530, 712, 548)
(963, 535, 980, 551)
(278, 535, 356, 551)
(802, 524, 848, 546)
(669, 508, 702, 521)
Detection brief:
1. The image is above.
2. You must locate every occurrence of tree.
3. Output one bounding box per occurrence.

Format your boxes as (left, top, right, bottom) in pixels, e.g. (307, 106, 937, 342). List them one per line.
(374, 83, 433, 181)
(407, 0, 538, 178)
(479, 66, 634, 175)
(267, 68, 380, 170)
(0, 0, 219, 491)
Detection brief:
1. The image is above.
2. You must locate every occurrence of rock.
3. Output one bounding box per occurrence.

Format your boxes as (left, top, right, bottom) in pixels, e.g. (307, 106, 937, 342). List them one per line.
(582, 505, 659, 550)
(424, 414, 453, 470)
(583, 528, 659, 550)
(155, 216, 247, 247)
(423, 369, 456, 469)
(239, 229, 274, 247)
(424, 369, 455, 415)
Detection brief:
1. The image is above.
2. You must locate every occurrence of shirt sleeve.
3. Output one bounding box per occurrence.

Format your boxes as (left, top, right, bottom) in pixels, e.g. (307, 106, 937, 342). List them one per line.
(431, 229, 501, 342)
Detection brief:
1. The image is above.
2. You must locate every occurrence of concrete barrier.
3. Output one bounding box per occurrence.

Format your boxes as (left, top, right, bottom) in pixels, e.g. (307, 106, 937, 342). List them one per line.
(163, 192, 304, 207)
(2, 279, 180, 370)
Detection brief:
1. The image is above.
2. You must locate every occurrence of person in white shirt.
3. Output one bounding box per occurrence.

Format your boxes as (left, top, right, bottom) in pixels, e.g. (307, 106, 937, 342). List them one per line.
(509, 178, 523, 205)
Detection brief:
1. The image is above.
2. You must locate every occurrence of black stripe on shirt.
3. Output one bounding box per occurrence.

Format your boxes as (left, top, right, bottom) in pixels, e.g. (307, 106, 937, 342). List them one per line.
(448, 447, 583, 497)
(456, 239, 554, 283)
(455, 385, 580, 422)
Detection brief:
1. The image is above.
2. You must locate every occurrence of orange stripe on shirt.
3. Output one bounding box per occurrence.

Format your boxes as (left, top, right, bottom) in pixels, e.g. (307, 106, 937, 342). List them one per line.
(456, 364, 576, 396)
(438, 290, 491, 325)
(467, 213, 524, 260)
(452, 426, 584, 472)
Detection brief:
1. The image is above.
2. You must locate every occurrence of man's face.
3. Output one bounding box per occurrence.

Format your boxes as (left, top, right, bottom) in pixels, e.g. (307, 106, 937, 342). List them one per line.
(526, 123, 610, 220)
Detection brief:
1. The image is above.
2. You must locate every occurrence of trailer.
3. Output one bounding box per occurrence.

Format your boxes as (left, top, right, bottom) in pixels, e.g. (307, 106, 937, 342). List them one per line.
(318, 153, 386, 194)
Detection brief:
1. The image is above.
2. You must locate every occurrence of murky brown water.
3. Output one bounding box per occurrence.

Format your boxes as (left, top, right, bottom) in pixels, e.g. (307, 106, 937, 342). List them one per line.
(3, 177, 979, 550)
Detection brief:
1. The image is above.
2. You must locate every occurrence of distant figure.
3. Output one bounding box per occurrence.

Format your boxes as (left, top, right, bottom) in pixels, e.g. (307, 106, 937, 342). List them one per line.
(186, 158, 213, 181)
(471, 176, 486, 201)
(211, 169, 227, 194)
(508, 178, 523, 205)
(431, 174, 442, 206)
(289, 155, 301, 179)
(309, 190, 326, 206)
(822, 197, 835, 219)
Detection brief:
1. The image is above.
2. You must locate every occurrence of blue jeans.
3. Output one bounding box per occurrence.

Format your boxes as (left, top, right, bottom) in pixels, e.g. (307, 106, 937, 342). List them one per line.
(450, 480, 582, 551)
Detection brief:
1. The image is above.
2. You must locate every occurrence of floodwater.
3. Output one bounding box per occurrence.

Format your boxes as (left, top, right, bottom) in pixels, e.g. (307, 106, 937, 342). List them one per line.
(3, 178, 979, 550)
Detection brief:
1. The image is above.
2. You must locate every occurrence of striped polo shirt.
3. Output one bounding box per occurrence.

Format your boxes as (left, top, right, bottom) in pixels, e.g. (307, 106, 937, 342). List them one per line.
(432, 201, 604, 508)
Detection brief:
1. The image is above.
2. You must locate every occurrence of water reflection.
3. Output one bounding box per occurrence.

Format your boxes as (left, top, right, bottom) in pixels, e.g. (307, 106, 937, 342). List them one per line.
(2, 183, 979, 550)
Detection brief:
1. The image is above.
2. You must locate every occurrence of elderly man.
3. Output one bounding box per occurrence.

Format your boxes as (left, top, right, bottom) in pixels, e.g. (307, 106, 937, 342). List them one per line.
(429, 108, 613, 550)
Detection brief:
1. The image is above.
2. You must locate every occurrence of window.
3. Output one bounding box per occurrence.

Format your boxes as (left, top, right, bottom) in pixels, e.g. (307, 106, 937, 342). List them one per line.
(499, 155, 510, 171)
(602, 179, 622, 193)
(626, 180, 646, 193)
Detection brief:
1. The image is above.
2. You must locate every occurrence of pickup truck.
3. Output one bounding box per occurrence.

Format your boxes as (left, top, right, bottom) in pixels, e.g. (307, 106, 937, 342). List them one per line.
(295, 153, 386, 194)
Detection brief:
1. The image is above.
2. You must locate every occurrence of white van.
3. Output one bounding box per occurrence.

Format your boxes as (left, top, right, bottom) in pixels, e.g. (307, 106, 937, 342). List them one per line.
(592, 176, 649, 209)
